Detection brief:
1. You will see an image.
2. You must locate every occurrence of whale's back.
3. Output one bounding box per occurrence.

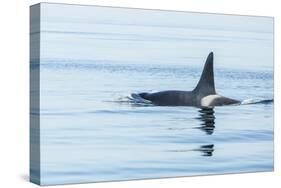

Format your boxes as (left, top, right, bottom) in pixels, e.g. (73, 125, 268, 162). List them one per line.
(140, 90, 195, 106)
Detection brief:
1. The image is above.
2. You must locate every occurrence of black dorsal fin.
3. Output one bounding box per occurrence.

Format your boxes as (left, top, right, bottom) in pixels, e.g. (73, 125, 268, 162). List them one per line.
(193, 52, 216, 96)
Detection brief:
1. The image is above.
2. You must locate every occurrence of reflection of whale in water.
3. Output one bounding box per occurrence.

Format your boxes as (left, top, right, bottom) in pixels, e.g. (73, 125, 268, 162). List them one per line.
(166, 108, 215, 157)
(167, 144, 215, 157)
(195, 144, 215, 157)
(196, 108, 215, 135)
(195, 109, 215, 156)
(135, 52, 241, 107)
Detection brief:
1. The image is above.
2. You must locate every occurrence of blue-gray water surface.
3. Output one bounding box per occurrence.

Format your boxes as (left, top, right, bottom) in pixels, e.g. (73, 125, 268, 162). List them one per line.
(37, 59, 273, 185)
(32, 4, 274, 185)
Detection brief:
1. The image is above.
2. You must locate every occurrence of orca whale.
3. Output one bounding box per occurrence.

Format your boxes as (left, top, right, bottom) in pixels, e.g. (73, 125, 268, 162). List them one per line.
(137, 52, 241, 107)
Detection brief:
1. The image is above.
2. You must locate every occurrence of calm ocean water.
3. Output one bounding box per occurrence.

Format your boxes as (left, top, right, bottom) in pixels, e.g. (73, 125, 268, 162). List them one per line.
(36, 58, 273, 185)
(32, 4, 274, 185)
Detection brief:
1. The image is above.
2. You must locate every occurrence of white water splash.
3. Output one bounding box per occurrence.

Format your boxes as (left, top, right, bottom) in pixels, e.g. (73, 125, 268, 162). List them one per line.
(113, 93, 152, 106)
(130, 93, 152, 104)
(241, 98, 273, 105)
